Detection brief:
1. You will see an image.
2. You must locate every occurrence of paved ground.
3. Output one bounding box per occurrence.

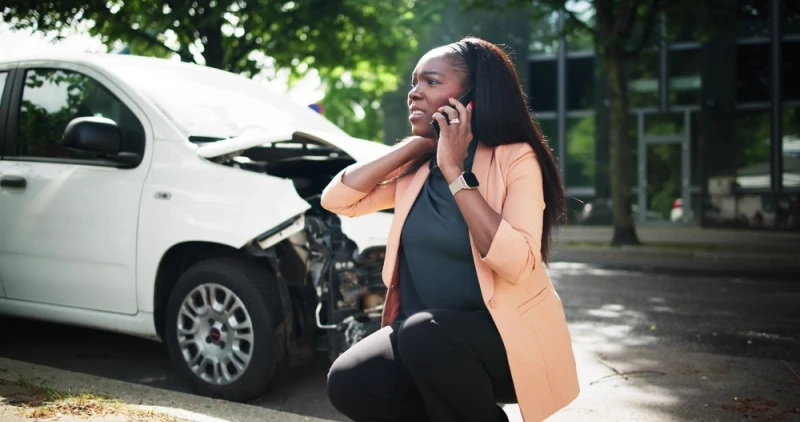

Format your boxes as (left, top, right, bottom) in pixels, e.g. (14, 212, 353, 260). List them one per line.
(2, 262, 799, 421)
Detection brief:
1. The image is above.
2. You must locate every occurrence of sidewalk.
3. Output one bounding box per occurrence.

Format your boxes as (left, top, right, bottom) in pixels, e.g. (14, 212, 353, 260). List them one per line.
(551, 225, 800, 275)
(511, 343, 800, 421)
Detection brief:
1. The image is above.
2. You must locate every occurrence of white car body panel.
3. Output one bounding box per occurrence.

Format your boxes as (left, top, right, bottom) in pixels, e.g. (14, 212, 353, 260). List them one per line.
(0, 59, 154, 315)
(0, 160, 146, 315)
(340, 213, 394, 253)
(0, 298, 157, 339)
(196, 128, 391, 163)
(134, 139, 311, 313)
(0, 53, 392, 340)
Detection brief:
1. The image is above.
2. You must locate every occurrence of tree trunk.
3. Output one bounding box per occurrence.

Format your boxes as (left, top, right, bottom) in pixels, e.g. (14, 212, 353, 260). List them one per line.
(605, 45, 641, 245)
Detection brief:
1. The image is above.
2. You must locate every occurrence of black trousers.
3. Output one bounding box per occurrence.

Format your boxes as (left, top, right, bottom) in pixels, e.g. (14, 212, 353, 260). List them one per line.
(326, 309, 516, 422)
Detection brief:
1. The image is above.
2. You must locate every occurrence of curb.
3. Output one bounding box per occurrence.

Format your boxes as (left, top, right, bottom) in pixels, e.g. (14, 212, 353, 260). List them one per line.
(0, 357, 336, 422)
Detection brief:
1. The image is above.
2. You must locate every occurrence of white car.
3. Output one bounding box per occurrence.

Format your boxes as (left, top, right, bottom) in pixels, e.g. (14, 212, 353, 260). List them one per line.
(0, 53, 392, 401)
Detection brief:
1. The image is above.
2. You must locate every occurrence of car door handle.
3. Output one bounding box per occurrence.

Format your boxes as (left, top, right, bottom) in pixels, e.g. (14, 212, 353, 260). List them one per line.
(0, 175, 27, 189)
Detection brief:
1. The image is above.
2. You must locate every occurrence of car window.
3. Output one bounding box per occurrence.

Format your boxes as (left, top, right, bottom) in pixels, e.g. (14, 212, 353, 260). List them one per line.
(0, 71, 7, 157)
(16, 68, 145, 160)
(0, 71, 8, 99)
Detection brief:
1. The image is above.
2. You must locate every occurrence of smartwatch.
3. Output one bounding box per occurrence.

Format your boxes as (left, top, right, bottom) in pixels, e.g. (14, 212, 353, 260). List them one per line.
(449, 172, 480, 196)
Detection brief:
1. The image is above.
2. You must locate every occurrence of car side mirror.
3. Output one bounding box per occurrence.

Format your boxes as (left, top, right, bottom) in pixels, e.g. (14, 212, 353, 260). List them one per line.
(62, 116, 141, 167)
(62, 116, 122, 154)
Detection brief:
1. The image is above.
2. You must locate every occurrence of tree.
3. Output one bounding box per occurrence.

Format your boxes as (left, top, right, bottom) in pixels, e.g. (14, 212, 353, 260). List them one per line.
(2, 0, 442, 141)
(462, 0, 733, 245)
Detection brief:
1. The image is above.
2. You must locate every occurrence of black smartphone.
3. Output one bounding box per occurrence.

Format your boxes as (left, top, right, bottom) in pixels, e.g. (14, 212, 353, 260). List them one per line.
(431, 89, 473, 139)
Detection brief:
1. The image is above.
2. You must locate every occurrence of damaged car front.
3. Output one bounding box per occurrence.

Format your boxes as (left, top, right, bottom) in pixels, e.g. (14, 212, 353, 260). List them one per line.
(197, 129, 393, 361)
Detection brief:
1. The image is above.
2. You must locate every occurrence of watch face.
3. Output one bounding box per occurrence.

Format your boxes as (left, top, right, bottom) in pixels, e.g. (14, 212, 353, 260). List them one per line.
(462, 172, 479, 188)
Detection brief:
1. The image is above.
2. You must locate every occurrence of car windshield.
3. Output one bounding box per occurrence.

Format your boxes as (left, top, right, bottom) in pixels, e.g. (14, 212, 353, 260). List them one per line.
(107, 59, 347, 140)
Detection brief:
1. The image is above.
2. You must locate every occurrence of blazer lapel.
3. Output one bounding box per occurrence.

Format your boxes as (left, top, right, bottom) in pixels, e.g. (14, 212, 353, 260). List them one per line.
(381, 164, 430, 288)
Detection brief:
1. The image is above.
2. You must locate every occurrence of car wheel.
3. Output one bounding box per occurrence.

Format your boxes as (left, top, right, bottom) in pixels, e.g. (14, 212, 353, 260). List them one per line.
(164, 257, 282, 402)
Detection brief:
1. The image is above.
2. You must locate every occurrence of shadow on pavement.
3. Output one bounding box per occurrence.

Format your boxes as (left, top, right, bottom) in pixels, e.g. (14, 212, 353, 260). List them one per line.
(551, 263, 800, 421)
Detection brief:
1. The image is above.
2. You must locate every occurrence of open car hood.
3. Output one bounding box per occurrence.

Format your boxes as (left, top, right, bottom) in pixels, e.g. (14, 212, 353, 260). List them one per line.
(196, 128, 391, 162)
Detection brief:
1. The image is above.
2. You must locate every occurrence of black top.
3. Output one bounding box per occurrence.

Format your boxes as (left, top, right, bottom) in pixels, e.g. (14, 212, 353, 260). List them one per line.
(397, 138, 486, 319)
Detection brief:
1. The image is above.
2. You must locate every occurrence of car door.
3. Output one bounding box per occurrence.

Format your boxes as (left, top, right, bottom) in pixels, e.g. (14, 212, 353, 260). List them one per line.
(0, 65, 14, 299)
(0, 63, 150, 315)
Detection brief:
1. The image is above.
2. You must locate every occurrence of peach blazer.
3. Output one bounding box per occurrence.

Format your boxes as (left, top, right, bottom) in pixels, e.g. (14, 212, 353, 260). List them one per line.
(320, 141, 580, 422)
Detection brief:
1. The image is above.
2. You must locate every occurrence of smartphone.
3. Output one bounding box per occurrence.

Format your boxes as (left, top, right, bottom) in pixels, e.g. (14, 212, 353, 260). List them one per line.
(431, 89, 474, 139)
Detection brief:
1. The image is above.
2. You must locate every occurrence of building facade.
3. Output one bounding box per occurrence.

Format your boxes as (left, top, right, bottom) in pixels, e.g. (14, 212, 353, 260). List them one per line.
(527, 0, 799, 230)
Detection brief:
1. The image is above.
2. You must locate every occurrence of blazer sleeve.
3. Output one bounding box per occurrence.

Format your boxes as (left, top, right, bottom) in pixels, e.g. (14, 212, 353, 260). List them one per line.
(320, 163, 408, 218)
(480, 143, 546, 284)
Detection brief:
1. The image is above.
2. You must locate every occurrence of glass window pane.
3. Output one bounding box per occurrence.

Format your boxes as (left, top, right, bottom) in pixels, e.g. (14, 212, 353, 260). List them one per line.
(567, 57, 594, 110)
(646, 143, 682, 221)
(735, 110, 771, 189)
(691, 111, 702, 186)
(736, 43, 770, 103)
(784, 106, 800, 188)
(536, 118, 559, 165)
(629, 114, 639, 184)
(669, 48, 702, 106)
(667, 14, 700, 42)
(566, 115, 595, 187)
(0, 71, 7, 99)
(644, 112, 685, 136)
(18, 69, 144, 159)
(529, 60, 557, 111)
(783, 0, 800, 35)
(737, 0, 771, 38)
(629, 53, 659, 108)
(783, 41, 800, 101)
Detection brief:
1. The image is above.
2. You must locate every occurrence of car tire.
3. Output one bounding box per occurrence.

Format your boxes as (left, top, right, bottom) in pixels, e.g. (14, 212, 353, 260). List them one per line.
(164, 257, 283, 402)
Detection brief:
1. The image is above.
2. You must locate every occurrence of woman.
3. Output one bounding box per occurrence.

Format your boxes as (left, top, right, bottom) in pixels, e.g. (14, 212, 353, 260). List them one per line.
(321, 37, 579, 422)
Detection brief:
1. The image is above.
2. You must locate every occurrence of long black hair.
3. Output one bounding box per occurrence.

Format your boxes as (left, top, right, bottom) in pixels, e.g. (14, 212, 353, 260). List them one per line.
(447, 36, 567, 264)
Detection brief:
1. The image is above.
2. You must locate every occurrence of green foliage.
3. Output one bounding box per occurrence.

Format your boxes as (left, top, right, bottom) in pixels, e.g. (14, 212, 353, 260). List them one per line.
(566, 115, 595, 186)
(3, 0, 443, 142)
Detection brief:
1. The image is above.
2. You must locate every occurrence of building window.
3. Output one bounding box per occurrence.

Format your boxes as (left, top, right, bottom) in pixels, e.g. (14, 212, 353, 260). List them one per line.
(736, 43, 770, 103)
(784, 106, 800, 188)
(566, 115, 595, 187)
(536, 118, 559, 165)
(644, 112, 686, 137)
(669, 48, 702, 106)
(783, 41, 800, 101)
(735, 110, 771, 190)
(628, 53, 659, 108)
(529, 59, 557, 112)
(567, 56, 595, 110)
(737, 0, 771, 38)
(783, 0, 800, 35)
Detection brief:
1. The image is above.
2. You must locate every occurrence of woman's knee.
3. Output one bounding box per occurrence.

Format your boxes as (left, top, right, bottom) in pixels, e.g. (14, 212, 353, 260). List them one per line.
(397, 311, 442, 365)
(326, 359, 361, 414)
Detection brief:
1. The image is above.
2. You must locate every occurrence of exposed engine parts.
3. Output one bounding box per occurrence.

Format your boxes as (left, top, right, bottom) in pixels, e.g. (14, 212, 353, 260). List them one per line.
(216, 141, 387, 360)
(284, 197, 387, 360)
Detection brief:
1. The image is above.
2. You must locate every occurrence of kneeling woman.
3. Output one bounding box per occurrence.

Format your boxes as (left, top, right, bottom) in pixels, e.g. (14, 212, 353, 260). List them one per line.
(320, 37, 580, 422)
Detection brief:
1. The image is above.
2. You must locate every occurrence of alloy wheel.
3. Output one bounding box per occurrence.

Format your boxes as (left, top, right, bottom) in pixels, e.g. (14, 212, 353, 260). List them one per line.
(177, 283, 254, 385)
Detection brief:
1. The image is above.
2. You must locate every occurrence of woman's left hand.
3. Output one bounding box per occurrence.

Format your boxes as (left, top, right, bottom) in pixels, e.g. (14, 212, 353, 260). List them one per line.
(432, 97, 473, 182)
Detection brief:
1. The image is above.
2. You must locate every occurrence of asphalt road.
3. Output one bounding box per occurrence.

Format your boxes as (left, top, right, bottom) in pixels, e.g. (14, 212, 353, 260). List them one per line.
(2, 263, 799, 421)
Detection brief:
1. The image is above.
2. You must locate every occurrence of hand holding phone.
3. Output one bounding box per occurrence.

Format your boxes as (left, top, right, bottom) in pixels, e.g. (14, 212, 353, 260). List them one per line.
(431, 89, 473, 139)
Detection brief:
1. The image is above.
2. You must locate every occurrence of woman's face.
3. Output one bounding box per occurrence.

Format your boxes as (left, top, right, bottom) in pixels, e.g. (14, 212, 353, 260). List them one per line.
(407, 51, 466, 138)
